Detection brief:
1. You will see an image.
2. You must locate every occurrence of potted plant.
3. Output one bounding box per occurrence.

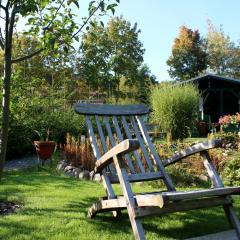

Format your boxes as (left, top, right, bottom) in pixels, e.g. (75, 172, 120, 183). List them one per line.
(33, 129, 56, 165)
(219, 114, 240, 133)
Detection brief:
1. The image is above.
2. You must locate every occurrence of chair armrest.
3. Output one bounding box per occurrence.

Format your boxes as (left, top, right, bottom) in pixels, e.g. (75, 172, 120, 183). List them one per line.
(94, 139, 140, 173)
(162, 139, 221, 167)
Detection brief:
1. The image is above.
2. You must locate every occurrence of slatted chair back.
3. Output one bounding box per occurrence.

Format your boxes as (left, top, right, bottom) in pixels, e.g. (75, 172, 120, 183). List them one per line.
(75, 103, 175, 192)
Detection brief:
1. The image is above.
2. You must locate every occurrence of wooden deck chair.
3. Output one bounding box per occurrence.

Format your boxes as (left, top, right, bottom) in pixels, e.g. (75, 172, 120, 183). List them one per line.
(74, 103, 240, 240)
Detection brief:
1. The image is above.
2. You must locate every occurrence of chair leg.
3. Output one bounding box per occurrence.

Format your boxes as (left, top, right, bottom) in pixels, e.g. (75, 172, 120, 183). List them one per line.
(129, 216, 145, 240)
(223, 204, 240, 238)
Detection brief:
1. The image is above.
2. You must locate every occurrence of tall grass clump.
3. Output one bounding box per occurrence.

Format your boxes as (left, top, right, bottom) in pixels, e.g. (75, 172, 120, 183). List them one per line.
(151, 83, 199, 140)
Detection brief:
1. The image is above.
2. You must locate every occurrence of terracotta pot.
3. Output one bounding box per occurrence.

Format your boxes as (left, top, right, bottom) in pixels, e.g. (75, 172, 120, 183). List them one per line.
(197, 121, 207, 137)
(34, 141, 56, 161)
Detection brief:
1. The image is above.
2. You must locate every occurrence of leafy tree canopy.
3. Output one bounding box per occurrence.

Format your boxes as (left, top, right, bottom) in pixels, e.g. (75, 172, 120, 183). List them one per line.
(206, 20, 240, 78)
(78, 16, 145, 100)
(167, 26, 207, 81)
(0, 0, 120, 179)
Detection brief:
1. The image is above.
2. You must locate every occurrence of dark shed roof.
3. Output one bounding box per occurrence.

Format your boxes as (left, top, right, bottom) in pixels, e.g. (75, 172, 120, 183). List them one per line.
(181, 73, 240, 89)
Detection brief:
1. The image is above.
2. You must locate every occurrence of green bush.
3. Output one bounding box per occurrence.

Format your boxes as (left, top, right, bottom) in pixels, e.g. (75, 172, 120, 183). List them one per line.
(222, 152, 240, 186)
(209, 132, 239, 149)
(6, 107, 86, 159)
(151, 83, 199, 140)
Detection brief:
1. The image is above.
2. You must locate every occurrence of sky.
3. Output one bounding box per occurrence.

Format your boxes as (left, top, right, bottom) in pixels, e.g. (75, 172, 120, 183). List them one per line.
(1, 0, 240, 82)
(112, 0, 240, 81)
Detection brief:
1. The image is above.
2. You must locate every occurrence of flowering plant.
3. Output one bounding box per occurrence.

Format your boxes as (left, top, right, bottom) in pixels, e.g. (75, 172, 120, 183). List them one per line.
(218, 115, 231, 125)
(219, 113, 240, 126)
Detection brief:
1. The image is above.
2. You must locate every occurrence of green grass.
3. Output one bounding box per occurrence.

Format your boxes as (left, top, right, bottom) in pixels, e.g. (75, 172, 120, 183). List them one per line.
(0, 168, 239, 240)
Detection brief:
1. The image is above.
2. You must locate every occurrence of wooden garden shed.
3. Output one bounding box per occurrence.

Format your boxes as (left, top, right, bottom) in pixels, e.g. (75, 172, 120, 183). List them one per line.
(184, 73, 240, 123)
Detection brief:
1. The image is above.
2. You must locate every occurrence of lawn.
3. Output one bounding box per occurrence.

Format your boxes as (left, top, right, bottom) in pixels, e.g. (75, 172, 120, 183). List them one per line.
(0, 168, 239, 240)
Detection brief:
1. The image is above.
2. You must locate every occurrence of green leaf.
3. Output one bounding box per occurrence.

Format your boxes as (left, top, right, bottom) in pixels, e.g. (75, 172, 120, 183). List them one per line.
(63, 46, 69, 53)
(100, 21, 104, 28)
(73, 0, 80, 8)
(99, 1, 105, 12)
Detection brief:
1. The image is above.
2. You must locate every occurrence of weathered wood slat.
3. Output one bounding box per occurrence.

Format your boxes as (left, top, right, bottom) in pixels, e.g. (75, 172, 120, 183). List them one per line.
(95, 139, 140, 173)
(136, 197, 232, 218)
(103, 116, 132, 174)
(130, 116, 155, 172)
(88, 198, 126, 218)
(86, 116, 115, 199)
(201, 150, 224, 188)
(86, 116, 101, 160)
(95, 115, 115, 174)
(108, 171, 163, 183)
(75, 103, 150, 116)
(112, 116, 135, 173)
(163, 140, 221, 167)
(89, 194, 234, 219)
(160, 187, 240, 201)
(136, 116, 175, 191)
(121, 116, 145, 173)
(88, 193, 163, 218)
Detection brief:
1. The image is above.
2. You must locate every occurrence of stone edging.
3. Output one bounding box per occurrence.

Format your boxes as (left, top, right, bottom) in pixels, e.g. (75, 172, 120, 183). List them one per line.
(56, 160, 101, 182)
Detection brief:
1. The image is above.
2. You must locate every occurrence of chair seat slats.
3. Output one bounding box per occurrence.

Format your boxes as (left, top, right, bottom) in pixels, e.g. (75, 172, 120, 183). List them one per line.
(147, 186, 240, 202)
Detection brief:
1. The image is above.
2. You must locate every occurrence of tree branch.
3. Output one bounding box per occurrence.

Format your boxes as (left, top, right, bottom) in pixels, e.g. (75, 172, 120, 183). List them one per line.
(71, 0, 103, 39)
(11, 1, 65, 64)
(4, 1, 9, 47)
(8, 4, 18, 46)
(42, 0, 65, 31)
(0, 4, 7, 11)
(11, 48, 44, 63)
(0, 27, 4, 49)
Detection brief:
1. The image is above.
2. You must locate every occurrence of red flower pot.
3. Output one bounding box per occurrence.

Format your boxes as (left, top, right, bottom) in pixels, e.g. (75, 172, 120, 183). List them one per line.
(34, 141, 56, 161)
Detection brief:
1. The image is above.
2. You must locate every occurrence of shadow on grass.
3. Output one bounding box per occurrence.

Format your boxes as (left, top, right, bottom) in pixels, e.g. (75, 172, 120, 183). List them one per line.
(66, 197, 234, 239)
(143, 208, 231, 239)
(1, 168, 239, 239)
(0, 219, 46, 240)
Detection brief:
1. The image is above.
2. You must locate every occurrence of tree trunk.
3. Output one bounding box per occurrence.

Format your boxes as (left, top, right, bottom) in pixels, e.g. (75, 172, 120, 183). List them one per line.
(0, 47, 12, 180)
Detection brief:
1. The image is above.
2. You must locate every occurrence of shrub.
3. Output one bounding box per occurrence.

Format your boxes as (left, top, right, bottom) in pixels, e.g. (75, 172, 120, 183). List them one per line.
(6, 107, 86, 159)
(151, 83, 199, 140)
(209, 132, 239, 149)
(222, 152, 240, 186)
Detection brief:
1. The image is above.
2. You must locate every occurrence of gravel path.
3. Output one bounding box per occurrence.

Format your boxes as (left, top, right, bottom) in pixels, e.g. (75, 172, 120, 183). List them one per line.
(4, 155, 39, 170)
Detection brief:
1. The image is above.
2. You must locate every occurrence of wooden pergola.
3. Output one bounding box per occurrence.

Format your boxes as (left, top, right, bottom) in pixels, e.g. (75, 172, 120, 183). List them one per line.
(184, 74, 240, 123)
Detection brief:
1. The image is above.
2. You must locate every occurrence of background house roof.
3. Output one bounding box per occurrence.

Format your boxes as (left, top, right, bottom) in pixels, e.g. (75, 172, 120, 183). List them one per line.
(183, 73, 240, 85)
